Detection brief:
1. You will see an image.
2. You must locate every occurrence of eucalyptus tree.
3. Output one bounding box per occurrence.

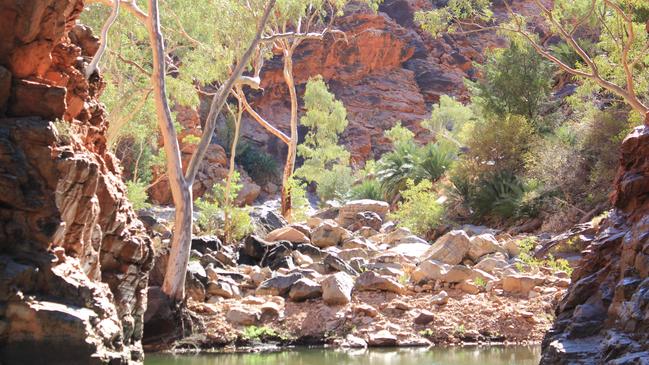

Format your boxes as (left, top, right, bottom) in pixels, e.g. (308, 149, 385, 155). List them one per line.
(238, 1, 347, 217)
(86, 0, 277, 300)
(415, 0, 649, 122)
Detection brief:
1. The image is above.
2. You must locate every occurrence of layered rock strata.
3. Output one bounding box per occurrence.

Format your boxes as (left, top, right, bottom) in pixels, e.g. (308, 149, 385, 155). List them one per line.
(0, 1, 153, 363)
(540, 125, 649, 364)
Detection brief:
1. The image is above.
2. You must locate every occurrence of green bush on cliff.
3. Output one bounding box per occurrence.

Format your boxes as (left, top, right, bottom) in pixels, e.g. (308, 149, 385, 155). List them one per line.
(126, 180, 152, 211)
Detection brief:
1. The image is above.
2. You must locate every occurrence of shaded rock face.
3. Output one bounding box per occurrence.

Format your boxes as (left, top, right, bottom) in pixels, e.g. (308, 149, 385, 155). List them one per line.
(540, 126, 649, 364)
(0, 1, 153, 363)
(232, 1, 539, 164)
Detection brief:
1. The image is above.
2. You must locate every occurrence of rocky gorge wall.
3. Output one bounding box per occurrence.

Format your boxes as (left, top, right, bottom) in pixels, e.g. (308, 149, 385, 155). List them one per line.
(540, 122, 649, 364)
(0, 1, 153, 363)
(231, 0, 548, 164)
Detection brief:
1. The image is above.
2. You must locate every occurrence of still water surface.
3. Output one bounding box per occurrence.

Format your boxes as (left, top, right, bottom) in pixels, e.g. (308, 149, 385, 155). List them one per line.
(146, 346, 540, 365)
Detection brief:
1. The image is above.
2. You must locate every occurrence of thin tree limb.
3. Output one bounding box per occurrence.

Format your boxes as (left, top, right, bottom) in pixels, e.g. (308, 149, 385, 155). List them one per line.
(85, 0, 120, 79)
(184, 0, 277, 186)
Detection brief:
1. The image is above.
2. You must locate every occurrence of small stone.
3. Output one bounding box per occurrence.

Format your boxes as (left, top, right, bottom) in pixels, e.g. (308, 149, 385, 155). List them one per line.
(431, 291, 449, 305)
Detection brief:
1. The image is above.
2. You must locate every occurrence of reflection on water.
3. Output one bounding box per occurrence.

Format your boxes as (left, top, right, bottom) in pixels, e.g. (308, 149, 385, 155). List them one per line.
(146, 346, 541, 365)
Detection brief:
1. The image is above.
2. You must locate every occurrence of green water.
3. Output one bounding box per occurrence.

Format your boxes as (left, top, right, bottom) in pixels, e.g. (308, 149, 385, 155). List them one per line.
(145, 346, 541, 365)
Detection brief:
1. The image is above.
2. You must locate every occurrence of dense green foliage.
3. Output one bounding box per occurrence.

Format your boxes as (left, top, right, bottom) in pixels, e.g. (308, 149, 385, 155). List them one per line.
(195, 171, 252, 242)
(470, 43, 554, 123)
(388, 179, 444, 237)
(376, 123, 455, 202)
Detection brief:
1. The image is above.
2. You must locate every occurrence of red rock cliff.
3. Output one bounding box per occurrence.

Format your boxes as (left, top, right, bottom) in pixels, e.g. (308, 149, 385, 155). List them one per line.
(540, 124, 649, 364)
(234, 0, 544, 164)
(0, 0, 153, 363)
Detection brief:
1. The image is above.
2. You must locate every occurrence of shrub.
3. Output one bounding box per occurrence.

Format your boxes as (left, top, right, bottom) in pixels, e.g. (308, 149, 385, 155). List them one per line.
(348, 179, 383, 201)
(285, 176, 310, 223)
(235, 142, 278, 185)
(376, 142, 419, 201)
(126, 180, 152, 211)
(388, 179, 444, 237)
(471, 42, 554, 122)
(459, 114, 536, 176)
(194, 171, 252, 243)
(414, 141, 456, 182)
(472, 171, 526, 220)
(423, 95, 476, 147)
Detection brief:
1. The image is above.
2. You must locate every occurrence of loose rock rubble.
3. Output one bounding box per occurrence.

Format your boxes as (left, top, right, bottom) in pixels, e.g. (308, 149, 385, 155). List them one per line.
(144, 199, 572, 349)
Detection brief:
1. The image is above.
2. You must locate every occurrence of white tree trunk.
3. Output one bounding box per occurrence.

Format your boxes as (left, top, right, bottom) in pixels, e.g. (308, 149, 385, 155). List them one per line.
(146, 0, 193, 301)
(280, 48, 298, 218)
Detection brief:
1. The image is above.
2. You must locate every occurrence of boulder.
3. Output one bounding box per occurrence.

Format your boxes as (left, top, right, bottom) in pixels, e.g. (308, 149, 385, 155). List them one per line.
(295, 243, 325, 260)
(289, 223, 312, 238)
(348, 211, 383, 231)
(207, 280, 240, 299)
(191, 235, 222, 254)
(467, 234, 505, 261)
(337, 248, 370, 262)
(292, 250, 314, 266)
(266, 226, 310, 243)
(502, 274, 538, 294)
(474, 256, 509, 273)
(368, 330, 398, 346)
(337, 199, 390, 227)
(226, 307, 260, 325)
(503, 239, 521, 257)
(312, 220, 351, 248)
(250, 204, 287, 235)
(458, 280, 481, 294)
(240, 235, 271, 263)
(354, 271, 405, 294)
(341, 334, 368, 348)
(322, 272, 354, 305)
(260, 302, 283, 321)
(420, 230, 470, 265)
(383, 227, 427, 245)
(261, 241, 295, 270)
(389, 242, 430, 260)
(289, 278, 323, 301)
(414, 310, 435, 325)
(353, 303, 379, 317)
(415, 260, 475, 283)
(256, 273, 304, 296)
(324, 253, 359, 276)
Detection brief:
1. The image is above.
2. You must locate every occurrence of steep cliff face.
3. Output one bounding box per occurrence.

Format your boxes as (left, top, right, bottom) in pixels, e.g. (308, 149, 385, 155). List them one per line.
(540, 124, 649, 364)
(0, 1, 153, 363)
(237, 0, 544, 164)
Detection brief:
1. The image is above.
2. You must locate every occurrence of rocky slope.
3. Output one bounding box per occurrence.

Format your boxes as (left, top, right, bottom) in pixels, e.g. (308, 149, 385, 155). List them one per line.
(143, 200, 570, 350)
(0, 1, 153, 363)
(540, 124, 649, 364)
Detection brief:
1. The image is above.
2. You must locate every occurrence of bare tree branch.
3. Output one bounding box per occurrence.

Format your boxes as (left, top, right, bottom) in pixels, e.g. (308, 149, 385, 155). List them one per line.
(86, 0, 120, 78)
(184, 0, 277, 186)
